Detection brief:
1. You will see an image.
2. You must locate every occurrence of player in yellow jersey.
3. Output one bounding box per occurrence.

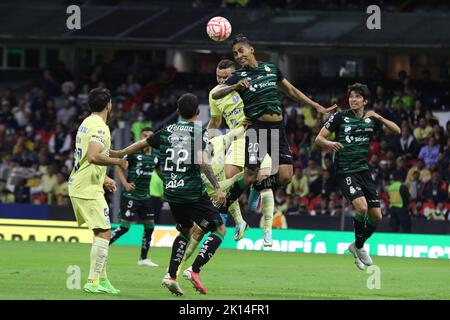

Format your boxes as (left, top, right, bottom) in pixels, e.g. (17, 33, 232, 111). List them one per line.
(68, 88, 128, 294)
(208, 59, 275, 246)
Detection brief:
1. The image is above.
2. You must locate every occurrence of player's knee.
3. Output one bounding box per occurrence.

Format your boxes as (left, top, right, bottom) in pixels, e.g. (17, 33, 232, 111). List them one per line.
(94, 228, 111, 240)
(356, 204, 368, 215)
(370, 210, 382, 224)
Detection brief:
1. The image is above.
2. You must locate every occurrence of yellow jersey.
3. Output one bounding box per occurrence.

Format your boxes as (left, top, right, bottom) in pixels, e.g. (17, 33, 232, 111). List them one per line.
(209, 85, 245, 129)
(68, 114, 111, 199)
(201, 128, 244, 194)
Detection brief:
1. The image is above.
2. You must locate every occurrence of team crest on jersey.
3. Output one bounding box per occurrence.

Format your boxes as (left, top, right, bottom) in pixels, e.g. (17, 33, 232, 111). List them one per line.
(240, 72, 247, 76)
(232, 95, 240, 103)
(264, 65, 271, 72)
(168, 132, 189, 148)
(365, 118, 372, 123)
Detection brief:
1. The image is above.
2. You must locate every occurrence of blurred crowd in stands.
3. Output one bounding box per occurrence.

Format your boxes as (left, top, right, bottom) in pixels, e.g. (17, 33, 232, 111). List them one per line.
(0, 55, 449, 226)
(190, 0, 450, 11)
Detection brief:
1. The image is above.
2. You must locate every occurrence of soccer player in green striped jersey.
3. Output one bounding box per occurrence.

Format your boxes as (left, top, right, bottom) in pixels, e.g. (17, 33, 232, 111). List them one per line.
(208, 58, 273, 244)
(109, 127, 160, 267)
(117, 93, 226, 296)
(211, 34, 337, 234)
(315, 83, 400, 270)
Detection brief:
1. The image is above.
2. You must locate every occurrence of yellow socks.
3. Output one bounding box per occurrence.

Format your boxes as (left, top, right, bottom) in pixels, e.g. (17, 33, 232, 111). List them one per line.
(228, 201, 244, 225)
(260, 190, 274, 231)
(88, 237, 109, 282)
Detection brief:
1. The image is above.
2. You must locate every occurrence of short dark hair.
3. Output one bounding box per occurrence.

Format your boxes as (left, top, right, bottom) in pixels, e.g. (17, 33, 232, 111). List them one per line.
(217, 59, 235, 70)
(232, 33, 252, 47)
(88, 88, 111, 112)
(141, 127, 153, 133)
(177, 93, 199, 119)
(347, 83, 370, 101)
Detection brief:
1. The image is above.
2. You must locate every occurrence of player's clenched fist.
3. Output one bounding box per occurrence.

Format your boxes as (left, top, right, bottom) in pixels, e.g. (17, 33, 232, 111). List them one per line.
(124, 182, 135, 192)
(327, 141, 344, 152)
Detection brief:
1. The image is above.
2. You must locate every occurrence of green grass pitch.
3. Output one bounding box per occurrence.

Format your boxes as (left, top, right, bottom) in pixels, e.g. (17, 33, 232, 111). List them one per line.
(0, 241, 449, 300)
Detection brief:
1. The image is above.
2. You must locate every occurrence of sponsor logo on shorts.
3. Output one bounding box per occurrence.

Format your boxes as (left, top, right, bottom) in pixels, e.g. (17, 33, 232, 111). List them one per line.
(350, 186, 356, 195)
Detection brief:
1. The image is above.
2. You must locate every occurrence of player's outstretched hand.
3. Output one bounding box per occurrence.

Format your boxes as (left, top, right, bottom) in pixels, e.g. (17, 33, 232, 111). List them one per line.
(119, 159, 128, 170)
(234, 79, 250, 90)
(364, 110, 382, 120)
(215, 188, 226, 208)
(328, 141, 344, 152)
(124, 182, 135, 192)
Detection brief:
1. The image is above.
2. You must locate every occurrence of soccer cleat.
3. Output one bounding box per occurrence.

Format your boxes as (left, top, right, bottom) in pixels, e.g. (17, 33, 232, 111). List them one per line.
(263, 229, 273, 247)
(183, 267, 207, 295)
(348, 242, 373, 266)
(99, 279, 121, 294)
(354, 257, 366, 271)
(138, 259, 159, 267)
(234, 221, 249, 241)
(162, 274, 184, 296)
(83, 282, 108, 294)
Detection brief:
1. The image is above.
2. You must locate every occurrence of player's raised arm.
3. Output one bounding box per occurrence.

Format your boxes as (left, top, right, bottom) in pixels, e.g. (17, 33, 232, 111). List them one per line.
(278, 79, 337, 114)
(364, 111, 401, 135)
(211, 80, 250, 100)
(116, 138, 150, 158)
(315, 126, 344, 152)
(87, 141, 128, 169)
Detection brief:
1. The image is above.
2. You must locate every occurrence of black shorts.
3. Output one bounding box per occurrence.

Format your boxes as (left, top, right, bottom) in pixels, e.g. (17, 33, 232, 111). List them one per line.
(336, 170, 380, 208)
(119, 196, 154, 222)
(245, 119, 293, 169)
(169, 195, 223, 233)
